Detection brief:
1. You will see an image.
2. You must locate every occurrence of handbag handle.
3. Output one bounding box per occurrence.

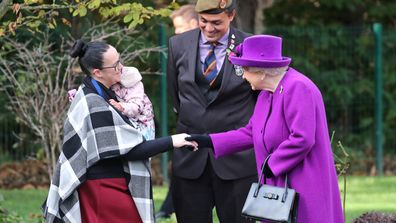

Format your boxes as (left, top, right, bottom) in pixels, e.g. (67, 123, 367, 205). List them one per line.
(254, 154, 289, 203)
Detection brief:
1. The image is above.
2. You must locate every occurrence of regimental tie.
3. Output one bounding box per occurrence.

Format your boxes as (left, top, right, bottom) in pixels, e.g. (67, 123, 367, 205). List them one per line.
(203, 42, 219, 86)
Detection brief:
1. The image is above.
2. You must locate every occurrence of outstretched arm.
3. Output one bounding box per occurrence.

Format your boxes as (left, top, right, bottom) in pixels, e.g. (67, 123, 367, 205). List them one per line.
(123, 134, 197, 161)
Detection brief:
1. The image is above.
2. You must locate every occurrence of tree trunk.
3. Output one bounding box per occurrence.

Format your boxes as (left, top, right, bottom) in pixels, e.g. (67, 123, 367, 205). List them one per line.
(234, 0, 258, 33)
(235, 0, 274, 34)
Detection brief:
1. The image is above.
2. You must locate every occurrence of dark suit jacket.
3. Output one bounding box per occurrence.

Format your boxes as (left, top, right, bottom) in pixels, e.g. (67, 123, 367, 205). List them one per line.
(167, 27, 257, 180)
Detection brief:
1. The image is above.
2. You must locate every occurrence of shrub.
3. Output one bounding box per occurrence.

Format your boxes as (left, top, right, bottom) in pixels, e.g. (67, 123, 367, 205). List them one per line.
(352, 211, 396, 223)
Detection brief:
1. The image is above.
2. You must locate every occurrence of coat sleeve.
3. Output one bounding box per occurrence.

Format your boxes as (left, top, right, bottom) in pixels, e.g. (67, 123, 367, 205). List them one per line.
(166, 38, 180, 114)
(268, 81, 317, 177)
(210, 119, 254, 159)
(123, 136, 173, 160)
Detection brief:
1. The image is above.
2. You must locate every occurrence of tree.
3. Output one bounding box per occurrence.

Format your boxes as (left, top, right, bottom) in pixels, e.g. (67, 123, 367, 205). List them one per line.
(0, 1, 172, 177)
(0, 0, 176, 36)
(0, 33, 75, 177)
(263, 0, 396, 27)
(235, 0, 274, 34)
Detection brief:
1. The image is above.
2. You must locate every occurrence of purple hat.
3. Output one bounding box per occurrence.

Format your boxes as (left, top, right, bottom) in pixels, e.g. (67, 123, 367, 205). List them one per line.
(229, 35, 291, 68)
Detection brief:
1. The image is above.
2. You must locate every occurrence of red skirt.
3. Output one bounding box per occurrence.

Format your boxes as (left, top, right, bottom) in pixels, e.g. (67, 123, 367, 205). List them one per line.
(78, 178, 143, 223)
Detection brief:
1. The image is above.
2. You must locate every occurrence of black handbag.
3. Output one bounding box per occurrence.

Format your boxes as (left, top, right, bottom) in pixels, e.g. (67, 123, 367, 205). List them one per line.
(241, 155, 299, 222)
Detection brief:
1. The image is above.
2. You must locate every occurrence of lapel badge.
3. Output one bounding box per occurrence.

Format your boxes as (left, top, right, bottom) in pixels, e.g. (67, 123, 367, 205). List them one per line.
(279, 85, 283, 94)
(234, 65, 244, 77)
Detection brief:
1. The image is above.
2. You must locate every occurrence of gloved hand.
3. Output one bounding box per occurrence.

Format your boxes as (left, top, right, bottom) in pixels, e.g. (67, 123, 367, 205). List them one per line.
(185, 134, 213, 148)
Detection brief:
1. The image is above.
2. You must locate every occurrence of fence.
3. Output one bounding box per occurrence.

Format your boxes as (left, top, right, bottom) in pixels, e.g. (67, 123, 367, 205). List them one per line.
(1, 24, 395, 175)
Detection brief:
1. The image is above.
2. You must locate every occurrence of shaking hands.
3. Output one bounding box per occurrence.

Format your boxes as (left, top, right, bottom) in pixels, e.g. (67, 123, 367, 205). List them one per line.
(185, 134, 213, 148)
(170, 134, 213, 152)
(171, 133, 198, 151)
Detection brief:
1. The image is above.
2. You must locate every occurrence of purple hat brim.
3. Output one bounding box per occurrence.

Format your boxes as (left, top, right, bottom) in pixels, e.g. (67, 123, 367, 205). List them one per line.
(229, 56, 292, 68)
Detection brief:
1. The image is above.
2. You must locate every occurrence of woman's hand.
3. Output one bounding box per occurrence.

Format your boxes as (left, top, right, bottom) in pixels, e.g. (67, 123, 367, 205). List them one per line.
(171, 133, 198, 151)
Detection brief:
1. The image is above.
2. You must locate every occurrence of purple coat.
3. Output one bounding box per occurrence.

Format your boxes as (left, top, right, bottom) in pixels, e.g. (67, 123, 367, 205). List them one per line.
(210, 68, 344, 223)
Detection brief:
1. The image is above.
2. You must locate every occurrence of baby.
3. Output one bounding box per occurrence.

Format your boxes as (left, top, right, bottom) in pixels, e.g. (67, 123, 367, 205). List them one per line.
(109, 66, 155, 140)
(68, 66, 155, 140)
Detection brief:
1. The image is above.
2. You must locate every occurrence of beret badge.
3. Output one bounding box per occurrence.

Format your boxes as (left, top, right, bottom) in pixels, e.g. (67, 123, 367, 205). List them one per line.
(219, 0, 227, 9)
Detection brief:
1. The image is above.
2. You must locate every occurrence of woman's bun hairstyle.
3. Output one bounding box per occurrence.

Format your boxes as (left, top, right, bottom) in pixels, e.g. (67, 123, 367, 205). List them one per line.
(70, 40, 109, 75)
(70, 40, 88, 58)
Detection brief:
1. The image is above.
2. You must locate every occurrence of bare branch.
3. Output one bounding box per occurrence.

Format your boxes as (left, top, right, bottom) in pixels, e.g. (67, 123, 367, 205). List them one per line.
(0, 20, 165, 178)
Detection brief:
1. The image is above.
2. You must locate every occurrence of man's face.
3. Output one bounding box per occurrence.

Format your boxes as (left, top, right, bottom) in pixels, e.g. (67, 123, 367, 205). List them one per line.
(198, 11, 235, 43)
(173, 16, 195, 35)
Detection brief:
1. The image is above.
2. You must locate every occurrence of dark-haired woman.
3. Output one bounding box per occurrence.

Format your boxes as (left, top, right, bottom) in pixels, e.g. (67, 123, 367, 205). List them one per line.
(42, 40, 197, 223)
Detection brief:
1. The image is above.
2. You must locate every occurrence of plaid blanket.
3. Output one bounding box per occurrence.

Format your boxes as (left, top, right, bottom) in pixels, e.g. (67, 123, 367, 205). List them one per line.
(43, 83, 154, 223)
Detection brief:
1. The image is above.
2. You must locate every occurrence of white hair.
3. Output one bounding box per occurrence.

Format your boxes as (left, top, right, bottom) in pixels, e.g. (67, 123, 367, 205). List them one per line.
(246, 66, 288, 76)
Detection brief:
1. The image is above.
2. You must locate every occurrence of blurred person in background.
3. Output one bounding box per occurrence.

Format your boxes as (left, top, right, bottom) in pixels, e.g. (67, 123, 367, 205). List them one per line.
(170, 4, 199, 35)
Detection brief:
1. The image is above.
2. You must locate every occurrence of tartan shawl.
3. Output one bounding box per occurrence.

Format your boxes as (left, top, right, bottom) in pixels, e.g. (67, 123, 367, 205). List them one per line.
(43, 83, 154, 223)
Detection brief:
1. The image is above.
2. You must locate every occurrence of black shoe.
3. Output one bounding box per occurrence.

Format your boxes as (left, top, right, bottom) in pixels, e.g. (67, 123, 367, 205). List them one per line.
(155, 211, 171, 219)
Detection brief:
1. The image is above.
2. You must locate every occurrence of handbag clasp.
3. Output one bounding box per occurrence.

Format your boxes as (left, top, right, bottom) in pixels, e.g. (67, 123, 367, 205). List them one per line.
(263, 192, 279, 200)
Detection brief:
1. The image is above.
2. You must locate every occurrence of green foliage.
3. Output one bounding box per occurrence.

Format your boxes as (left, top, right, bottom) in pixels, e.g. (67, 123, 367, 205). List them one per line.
(0, 190, 46, 223)
(0, 208, 24, 223)
(0, 0, 177, 36)
(265, 0, 396, 26)
(0, 0, 175, 169)
(265, 24, 396, 160)
(0, 193, 24, 223)
(264, 1, 396, 163)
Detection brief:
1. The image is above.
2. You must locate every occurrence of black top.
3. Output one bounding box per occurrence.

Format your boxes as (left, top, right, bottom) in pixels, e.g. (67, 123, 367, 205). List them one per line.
(83, 76, 173, 179)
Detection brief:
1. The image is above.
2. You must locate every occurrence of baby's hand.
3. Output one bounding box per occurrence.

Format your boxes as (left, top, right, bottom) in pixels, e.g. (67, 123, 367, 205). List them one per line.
(109, 99, 124, 112)
(68, 89, 77, 102)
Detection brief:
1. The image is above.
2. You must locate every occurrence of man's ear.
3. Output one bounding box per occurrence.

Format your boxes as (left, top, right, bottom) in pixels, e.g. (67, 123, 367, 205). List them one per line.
(92, 68, 102, 78)
(228, 10, 236, 22)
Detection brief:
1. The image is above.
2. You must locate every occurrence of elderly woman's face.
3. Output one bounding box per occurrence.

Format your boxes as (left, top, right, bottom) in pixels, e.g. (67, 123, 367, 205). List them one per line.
(242, 68, 265, 90)
(98, 46, 123, 88)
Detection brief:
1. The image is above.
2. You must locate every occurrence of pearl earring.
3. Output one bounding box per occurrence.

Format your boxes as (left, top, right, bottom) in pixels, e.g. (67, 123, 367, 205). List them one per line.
(261, 76, 264, 81)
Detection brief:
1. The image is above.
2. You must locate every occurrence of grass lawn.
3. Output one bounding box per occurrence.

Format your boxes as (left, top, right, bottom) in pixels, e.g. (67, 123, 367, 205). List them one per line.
(340, 176, 396, 221)
(0, 176, 395, 223)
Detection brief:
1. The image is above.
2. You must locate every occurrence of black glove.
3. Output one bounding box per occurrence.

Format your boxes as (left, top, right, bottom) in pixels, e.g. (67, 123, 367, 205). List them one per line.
(185, 134, 213, 148)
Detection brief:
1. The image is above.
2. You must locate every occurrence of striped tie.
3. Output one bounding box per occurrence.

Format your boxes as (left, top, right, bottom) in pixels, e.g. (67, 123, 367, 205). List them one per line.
(203, 42, 218, 86)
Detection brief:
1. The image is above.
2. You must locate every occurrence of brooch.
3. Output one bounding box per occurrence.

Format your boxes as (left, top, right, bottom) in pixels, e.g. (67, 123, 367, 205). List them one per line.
(234, 65, 244, 76)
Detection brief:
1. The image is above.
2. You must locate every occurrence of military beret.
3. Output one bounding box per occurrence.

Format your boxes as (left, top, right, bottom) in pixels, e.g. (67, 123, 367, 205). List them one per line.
(195, 0, 235, 14)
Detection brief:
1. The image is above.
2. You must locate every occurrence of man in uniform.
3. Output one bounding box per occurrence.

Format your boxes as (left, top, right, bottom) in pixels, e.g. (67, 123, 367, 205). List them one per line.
(167, 0, 257, 222)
